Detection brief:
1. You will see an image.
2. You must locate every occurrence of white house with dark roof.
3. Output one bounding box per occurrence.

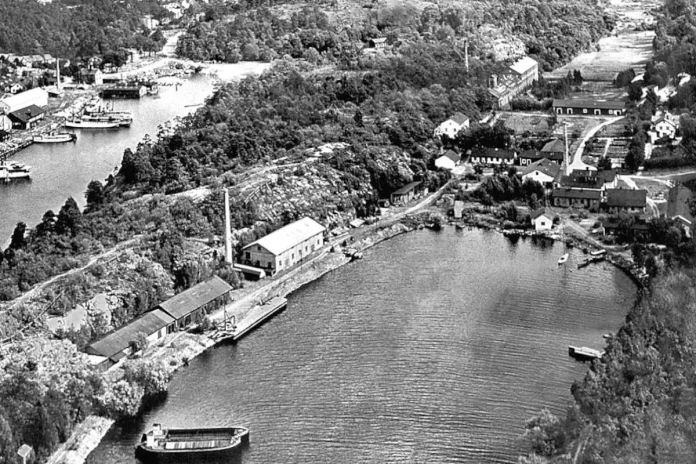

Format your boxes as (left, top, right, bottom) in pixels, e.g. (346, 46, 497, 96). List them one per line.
(435, 150, 460, 170)
(434, 112, 470, 139)
(241, 217, 326, 275)
(521, 158, 561, 188)
(530, 207, 555, 231)
(653, 115, 678, 140)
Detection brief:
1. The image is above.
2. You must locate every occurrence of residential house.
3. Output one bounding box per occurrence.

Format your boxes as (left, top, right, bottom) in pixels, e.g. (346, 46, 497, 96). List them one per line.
(157, 275, 233, 330)
(391, 181, 424, 205)
(369, 38, 388, 50)
(0, 88, 48, 114)
(530, 207, 555, 231)
(552, 99, 626, 116)
(435, 150, 460, 170)
(653, 115, 678, 140)
(241, 217, 326, 276)
(9, 83, 23, 94)
(517, 149, 563, 166)
(602, 216, 651, 240)
(434, 112, 470, 139)
(552, 188, 601, 209)
(470, 147, 516, 165)
(557, 169, 617, 191)
(540, 139, 567, 160)
(81, 68, 103, 86)
(521, 158, 561, 188)
(8, 105, 45, 130)
(604, 188, 647, 214)
(85, 309, 175, 368)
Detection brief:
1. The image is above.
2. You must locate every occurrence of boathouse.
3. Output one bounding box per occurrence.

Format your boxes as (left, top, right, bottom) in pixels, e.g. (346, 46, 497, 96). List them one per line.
(8, 105, 45, 130)
(102, 85, 146, 99)
(241, 217, 326, 276)
(530, 207, 555, 231)
(157, 276, 233, 330)
(85, 309, 175, 368)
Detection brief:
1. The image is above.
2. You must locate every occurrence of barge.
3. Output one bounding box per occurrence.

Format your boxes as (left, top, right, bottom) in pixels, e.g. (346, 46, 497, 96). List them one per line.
(568, 345, 604, 362)
(135, 424, 249, 464)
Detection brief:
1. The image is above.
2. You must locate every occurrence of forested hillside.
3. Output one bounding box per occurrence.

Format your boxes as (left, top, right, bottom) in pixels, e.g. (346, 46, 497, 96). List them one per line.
(177, 0, 614, 71)
(0, 0, 168, 58)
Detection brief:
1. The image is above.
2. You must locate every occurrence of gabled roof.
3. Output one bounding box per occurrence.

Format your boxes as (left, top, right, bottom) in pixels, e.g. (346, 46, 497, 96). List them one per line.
(541, 139, 566, 154)
(552, 188, 601, 200)
(606, 188, 647, 208)
(531, 207, 554, 220)
(242, 217, 326, 256)
(8, 104, 44, 122)
(86, 309, 174, 358)
(509, 56, 538, 75)
(442, 150, 460, 162)
(449, 112, 469, 125)
(158, 275, 233, 320)
(518, 149, 564, 162)
(472, 146, 516, 159)
(552, 99, 625, 110)
(392, 181, 422, 196)
(521, 158, 561, 179)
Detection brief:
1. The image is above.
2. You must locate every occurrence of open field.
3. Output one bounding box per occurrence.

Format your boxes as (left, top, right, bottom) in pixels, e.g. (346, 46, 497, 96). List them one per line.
(544, 0, 658, 81)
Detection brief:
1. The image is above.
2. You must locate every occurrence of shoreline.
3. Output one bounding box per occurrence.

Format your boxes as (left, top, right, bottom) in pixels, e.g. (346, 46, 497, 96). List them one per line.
(45, 200, 645, 464)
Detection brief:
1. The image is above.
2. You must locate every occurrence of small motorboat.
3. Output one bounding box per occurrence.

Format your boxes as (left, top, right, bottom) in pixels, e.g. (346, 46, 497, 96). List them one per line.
(558, 253, 569, 265)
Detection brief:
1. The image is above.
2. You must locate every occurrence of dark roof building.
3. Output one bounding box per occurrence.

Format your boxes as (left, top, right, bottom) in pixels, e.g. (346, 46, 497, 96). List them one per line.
(552, 188, 602, 200)
(158, 275, 233, 322)
(521, 158, 561, 179)
(605, 188, 647, 211)
(541, 139, 566, 155)
(86, 309, 175, 360)
(450, 112, 469, 125)
(8, 104, 44, 129)
(553, 99, 626, 116)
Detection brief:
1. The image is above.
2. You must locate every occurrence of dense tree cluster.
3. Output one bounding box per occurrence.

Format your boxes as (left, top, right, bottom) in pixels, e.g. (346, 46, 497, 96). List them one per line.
(0, 0, 168, 59)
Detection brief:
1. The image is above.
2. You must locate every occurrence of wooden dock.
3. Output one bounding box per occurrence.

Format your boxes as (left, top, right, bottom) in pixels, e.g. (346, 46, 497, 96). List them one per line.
(233, 297, 287, 341)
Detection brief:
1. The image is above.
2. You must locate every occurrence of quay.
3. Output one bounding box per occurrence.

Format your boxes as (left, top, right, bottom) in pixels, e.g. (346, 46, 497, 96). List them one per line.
(211, 297, 288, 342)
(0, 139, 32, 162)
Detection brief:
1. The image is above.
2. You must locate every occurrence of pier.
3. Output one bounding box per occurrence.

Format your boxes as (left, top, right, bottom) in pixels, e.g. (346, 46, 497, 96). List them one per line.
(210, 297, 287, 343)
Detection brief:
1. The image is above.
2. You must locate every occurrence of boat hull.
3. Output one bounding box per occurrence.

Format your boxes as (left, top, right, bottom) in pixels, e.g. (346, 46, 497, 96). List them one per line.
(65, 121, 119, 129)
(33, 134, 76, 143)
(135, 427, 248, 464)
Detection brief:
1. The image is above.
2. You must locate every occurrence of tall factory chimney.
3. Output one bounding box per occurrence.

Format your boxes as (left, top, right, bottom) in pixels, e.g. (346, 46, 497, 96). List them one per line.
(563, 123, 571, 176)
(56, 60, 61, 91)
(224, 189, 233, 264)
(464, 37, 469, 72)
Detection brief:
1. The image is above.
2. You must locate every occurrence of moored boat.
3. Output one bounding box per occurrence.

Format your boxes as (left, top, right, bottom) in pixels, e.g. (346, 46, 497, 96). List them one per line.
(33, 132, 77, 143)
(135, 424, 249, 464)
(568, 345, 604, 362)
(65, 118, 119, 129)
(558, 253, 569, 265)
(0, 161, 32, 180)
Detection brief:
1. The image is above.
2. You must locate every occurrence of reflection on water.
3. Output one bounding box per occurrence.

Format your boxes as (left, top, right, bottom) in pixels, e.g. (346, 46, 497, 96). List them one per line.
(89, 228, 636, 464)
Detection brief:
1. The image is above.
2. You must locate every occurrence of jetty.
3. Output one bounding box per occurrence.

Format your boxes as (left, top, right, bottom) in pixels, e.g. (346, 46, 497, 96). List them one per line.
(210, 297, 287, 343)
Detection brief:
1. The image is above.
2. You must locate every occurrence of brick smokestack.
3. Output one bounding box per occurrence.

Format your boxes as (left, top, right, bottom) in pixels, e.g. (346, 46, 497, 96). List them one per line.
(224, 188, 232, 264)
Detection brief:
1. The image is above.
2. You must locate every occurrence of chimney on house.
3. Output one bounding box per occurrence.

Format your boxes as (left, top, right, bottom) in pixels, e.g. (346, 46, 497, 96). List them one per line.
(489, 74, 498, 88)
(224, 188, 233, 264)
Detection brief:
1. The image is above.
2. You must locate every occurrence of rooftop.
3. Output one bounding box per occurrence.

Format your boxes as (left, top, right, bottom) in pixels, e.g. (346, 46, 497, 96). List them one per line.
(242, 217, 326, 256)
(509, 56, 538, 75)
(606, 188, 647, 208)
(86, 309, 174, 359)
(392, 181, 422, 196)
(552, 99, 625, 110)
(472, 146, 516, 159)
(552, 188, 601, 200)
(521, 158, 561, 179)
(449, 112, 469, 126)
(531, 207, 554, 220)
(441, 150, 460, 162)
(8, 104, 44, 122)
(158, 275, 233, 320)
(541, 139, 566, 154)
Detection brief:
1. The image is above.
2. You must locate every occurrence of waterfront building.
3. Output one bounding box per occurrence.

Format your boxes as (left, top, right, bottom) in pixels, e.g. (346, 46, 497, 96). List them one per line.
(8, 104, 45, 130)
(85, 309, 175, 368)
(241, 218, 326, 276)
(434, 113, 470, 139)
(157, 275, 233, 330)
(552, 99, 626, 116)
(530, 207, 555, 231)
(0, 88, 48, 114)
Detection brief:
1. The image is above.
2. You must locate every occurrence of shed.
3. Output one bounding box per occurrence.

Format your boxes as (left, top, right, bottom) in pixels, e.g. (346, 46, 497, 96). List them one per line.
(158, 276, 233, 328)
(530, 207, 554, 231)
(8, 104, 45, 130)
(390, 181, 422, 205)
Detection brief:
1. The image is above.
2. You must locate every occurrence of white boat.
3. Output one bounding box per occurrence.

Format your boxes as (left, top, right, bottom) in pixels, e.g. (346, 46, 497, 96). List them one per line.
(558, 253, 569, 265)
(0, 161, 32, 179)
(83, 105, 133, 127)
(590, 249, 607, 257)
(33, 132, 77, 143)
(65, 118, 119, 129)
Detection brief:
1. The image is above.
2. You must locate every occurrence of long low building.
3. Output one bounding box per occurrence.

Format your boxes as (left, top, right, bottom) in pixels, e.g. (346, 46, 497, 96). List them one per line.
(158, 275, 233, 330)
(552, 99, 626, 116)
(0, 88, 48, 114)
(241, 217, 326, 276)
(86, 309, 175, 368)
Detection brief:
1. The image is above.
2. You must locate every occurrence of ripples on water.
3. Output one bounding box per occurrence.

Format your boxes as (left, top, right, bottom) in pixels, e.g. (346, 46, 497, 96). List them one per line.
(89, 228, 636, 464)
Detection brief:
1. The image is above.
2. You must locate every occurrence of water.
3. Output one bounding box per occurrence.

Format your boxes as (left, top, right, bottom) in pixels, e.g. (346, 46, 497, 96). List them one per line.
(89, 228, 637, 464)
(0, 75, 214, 243)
